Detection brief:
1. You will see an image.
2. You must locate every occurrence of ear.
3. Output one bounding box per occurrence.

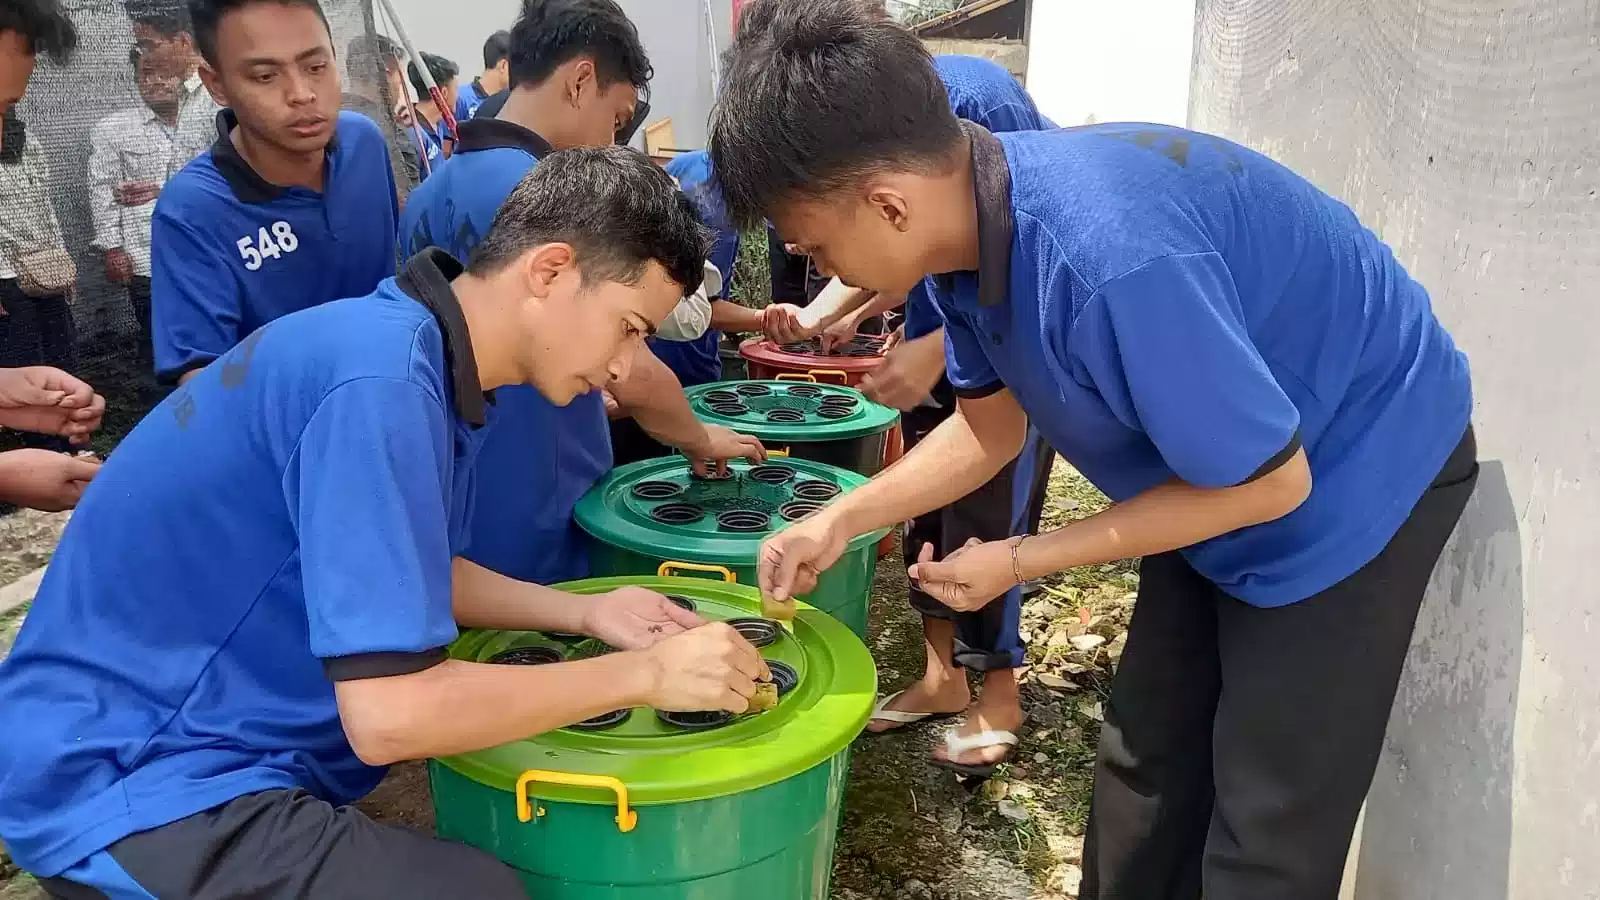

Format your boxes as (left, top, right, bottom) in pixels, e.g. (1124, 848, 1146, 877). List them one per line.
(567, 58, 596, 105)
(519, 242, 578, 297)
(866, 185, 912, 232)
(197, 63, 227, 108)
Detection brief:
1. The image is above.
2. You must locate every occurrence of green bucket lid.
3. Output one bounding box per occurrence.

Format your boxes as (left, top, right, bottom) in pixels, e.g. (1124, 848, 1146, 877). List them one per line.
(574, 455, 889, 564)
(686, 380, 899, 443)
(432, 576, 878, 805)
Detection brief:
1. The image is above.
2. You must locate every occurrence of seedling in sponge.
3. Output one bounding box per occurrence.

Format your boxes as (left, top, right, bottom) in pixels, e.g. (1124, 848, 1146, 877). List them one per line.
(762, 593, 798, 622)
(747, 681, 780, 714)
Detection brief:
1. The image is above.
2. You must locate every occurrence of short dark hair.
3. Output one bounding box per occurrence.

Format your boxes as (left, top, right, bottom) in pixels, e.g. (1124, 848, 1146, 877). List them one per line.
(125, 0, 190, 39)
(709, 0, 962, 229)
(471, 145, 710, 297)
(483, 30, 511, 69)
(0, 0, 77, 65)
(346, 33, 402, 85)
(506, 0, 651, 91)
(188, 0, 331, 68)
(408, 51, 458, 96)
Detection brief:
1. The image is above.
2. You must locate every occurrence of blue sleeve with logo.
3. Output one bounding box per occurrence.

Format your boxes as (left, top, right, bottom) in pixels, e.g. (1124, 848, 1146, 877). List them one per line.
(1073, 252, 1302, 488)
(287, 378, 459, 661)
(150, 209, 244, 383)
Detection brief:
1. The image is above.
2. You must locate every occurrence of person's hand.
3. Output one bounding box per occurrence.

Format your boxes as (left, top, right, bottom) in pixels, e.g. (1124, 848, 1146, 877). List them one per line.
(104, 248, 134, 285)
(601, 387, 624, 419)
(393, 102, 415, 129)
(683, 424, 766, 478)
(761, 303, 810, 344)
(817, 312, 865, 354)
(114, 181, 161, 206)
(0, 449, 101, 512)
(639, 622, 771, 713)
(0, 367, 106, 445)
(859, 331, 946, 411)
(582, 586, 705, 651)
(906, 538, 1016, 613)
(879, 324, 905, 353)
(758, 511, 850, 604)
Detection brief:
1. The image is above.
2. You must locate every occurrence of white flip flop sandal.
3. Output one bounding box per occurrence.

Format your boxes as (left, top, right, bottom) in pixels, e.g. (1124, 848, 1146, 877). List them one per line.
(866, 691, 960, 732)
(933, 727, 1019, 779)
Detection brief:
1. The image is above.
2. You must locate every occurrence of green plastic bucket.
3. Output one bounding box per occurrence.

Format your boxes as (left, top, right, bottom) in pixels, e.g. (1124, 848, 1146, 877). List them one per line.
(574, 456, 887, 638)
(686, 380, 900, 476)
(430, 576, 877, 898)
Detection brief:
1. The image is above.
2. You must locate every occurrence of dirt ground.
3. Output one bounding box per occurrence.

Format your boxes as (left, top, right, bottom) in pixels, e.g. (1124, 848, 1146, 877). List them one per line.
(0, 462, 1131, 900)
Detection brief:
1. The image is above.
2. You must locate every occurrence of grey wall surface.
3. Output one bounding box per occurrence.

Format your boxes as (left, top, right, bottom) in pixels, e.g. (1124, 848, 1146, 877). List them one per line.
(1191, 1, 1599, 897)
(380, 0, 728, 149)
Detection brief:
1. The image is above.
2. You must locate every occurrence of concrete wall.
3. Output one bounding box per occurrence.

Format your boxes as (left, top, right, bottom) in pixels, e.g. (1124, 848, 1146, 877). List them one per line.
(1024, 0, 1195, 127)
(1191, 2, 1600, 898)
(923, 38, 1028, 80)
(379, 0, 730, 149)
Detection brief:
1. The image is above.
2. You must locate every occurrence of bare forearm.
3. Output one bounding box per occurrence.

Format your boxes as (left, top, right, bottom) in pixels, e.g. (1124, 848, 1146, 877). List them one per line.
(710, 299, 764, 333)
(827, 406, 1022, 538)
(798, 278, 877, 330)
(613, 349, 707, 450)
(451, 558, 592, 633)
(1016, 452, 1313, 579)
(336, 655, 654, 764)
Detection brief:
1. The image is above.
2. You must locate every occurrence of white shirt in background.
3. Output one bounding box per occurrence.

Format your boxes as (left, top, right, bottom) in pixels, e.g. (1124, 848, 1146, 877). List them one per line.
(87, 75, 218, 276)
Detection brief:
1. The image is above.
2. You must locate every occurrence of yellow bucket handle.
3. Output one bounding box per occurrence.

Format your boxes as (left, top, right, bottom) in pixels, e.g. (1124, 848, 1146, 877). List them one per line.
(517, 770, 637, 833)
(808, 369, 850, 385)
(656, 561, 737, 583)
(775, 372, 816, 383)
(767, 448, 791, 458)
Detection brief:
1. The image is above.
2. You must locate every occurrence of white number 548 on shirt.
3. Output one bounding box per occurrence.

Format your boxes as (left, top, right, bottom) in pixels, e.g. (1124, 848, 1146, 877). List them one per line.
(236, 221, 301, 271)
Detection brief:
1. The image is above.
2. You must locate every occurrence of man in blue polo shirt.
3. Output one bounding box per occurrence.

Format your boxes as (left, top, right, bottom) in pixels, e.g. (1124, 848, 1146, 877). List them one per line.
(407, 50, 458, 179)
(401, 0, 762, 587)
(0, 146, 768, 898)
(150, 0, 399, 385)
(458, 30, 510, 121)
(719, 5, 1478, 900)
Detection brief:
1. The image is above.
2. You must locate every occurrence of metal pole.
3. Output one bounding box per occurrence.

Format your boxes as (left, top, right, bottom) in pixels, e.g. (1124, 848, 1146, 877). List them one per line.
(373, 0, 460, 145)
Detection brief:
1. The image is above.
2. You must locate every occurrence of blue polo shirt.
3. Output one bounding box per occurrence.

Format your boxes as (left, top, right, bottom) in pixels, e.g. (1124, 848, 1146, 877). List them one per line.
(931, 124, 1472, 605)
(652, 150, 737, 387)
(905, 56, 1055, 341)
(412, 115, 446, 179)
(150, 109, 399, 384)
(0, 250, 494, 877)
(398, 118, 606, 584)
(457, 78, 491, 121)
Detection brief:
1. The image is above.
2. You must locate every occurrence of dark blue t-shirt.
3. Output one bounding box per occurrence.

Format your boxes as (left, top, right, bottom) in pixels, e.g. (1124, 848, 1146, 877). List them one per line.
(457, 79, 490, 121)
(150, 110, 399, 384)
(651, 150, 738, 387)
(0, 252, 493, 876)
(412, 115, 446, 179)
(398, 118, 606, 584)
(932, 125, 1472, 605)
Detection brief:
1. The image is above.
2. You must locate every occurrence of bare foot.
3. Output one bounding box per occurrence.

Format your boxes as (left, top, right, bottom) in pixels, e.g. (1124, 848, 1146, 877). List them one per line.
(865, 676, 971, 734)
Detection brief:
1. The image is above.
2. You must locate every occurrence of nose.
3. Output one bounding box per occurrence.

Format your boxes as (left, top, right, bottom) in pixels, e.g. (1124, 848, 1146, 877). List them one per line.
(284, 71, 317, 107)
(607, 343, 639, 385)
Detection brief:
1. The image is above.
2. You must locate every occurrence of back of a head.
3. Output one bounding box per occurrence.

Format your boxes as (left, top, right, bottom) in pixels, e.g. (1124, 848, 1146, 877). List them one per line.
(408, 51, 459, 96)
(709, 0, 960, 229)
(0, 0, 78, 65)
(470, 146, 709, 296)
(506, 0, 652, 91)
(483, 30, 512, 70)
(188, 0, 329, 68)
(346, 32, 401, 88)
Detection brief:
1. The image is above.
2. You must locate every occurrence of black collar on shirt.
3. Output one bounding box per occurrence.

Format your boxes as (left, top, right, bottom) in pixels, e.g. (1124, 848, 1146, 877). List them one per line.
(964, 120, 1015, 308)
(209, 108, 340, 204)
(395, 248, 492, 427)
(454, 116, 553, 157)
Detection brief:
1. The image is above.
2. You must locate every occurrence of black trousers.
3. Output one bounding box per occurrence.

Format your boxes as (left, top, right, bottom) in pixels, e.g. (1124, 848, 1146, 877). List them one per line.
(609, 414, 672, 468)
(40, 789, 526, 900)
(902, 382, 1054, 671)
(127, 275, 153, 363)
(1080, 427, 1479, 900)
(0, 277, 77, 374)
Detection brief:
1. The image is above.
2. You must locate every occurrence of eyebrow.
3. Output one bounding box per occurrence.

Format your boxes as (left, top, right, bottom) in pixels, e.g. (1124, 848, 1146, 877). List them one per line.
(239, 47, 329, 68)
(636, 313, 658, 337)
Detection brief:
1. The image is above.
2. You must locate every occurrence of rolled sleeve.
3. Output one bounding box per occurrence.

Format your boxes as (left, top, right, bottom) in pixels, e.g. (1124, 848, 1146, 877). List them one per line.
(1077, 252, 1301, 487)
(284, 377, 460, 678)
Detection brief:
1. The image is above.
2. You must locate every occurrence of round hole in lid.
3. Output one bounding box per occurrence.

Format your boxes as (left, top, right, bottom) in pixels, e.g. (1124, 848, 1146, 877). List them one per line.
(725, 616, 782, 648)
(632, 480, 684, 500)
(779, 499, 824, 521)
(703, 389, 740, 404)
(716, 509, 772, 533)
(489, 646, 564, 666)
(657, 709, 734, 730)
(766, 660, 799, 696)
(708, 402, 750, 416)
(748, 464, 797, 484)
(651, 502, 706, 525)
(817, 406, 851, 419)
(765, 408, 805, 423)
(570, 708, 630, 731)
(793, 480, 842, 501)
(734, 383, 772, 397)
(785, 384, 822, 399)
